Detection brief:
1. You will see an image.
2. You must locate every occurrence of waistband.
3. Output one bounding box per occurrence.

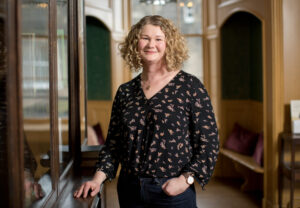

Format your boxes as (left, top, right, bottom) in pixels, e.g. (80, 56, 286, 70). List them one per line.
(119, 174, 172, 186)
(119, 172, 175, 185)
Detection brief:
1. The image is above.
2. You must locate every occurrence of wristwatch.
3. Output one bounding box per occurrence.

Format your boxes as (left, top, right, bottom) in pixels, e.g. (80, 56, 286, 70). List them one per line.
(182, 172, 194, 185)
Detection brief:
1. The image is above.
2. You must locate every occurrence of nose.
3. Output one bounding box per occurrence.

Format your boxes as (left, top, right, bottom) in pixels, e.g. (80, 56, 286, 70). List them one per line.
(147, 38, 155, 47)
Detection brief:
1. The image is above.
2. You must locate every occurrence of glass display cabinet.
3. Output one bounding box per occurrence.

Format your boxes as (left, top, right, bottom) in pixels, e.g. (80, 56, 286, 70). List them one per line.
(0, 0, 103, 207)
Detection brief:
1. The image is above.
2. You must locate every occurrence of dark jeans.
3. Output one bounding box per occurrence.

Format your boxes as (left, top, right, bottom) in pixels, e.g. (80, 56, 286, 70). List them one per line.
(117, 174, 197, 208)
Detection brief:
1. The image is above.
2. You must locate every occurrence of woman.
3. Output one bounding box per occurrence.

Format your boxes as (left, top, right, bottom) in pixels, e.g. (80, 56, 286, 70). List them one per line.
(74, 15, 219, 208)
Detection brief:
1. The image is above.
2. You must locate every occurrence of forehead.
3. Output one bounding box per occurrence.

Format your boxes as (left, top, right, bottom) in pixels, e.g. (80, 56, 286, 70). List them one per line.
(140, 24, 165, 37)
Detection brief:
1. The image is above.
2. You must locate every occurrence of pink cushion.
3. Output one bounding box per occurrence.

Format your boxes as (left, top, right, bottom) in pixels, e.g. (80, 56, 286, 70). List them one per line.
(224, 123, 259, 155)
(93, 123, 105, 145)
(252, 132, 263, 166)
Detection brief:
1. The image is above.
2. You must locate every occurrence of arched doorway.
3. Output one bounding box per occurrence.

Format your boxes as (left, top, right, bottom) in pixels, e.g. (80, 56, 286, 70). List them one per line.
(220, 11, 264, 196)
(86, 16, 112, 141)
(86, 16, 111, 100)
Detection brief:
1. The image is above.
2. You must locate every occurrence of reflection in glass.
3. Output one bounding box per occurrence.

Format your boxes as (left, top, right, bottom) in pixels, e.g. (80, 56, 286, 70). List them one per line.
(57, 0, 70, 175)
(21, 1, 50, 207)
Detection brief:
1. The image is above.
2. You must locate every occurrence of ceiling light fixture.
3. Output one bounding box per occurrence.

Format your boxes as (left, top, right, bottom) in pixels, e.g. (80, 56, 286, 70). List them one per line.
(139, 0, 176, 6)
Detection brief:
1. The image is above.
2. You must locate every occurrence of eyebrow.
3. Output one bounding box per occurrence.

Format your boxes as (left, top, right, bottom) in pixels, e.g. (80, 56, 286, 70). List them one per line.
(140, 34, 165, 38)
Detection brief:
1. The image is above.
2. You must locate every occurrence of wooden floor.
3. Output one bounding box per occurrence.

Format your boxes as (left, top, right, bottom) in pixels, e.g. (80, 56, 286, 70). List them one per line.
(103, 177, 261, 208)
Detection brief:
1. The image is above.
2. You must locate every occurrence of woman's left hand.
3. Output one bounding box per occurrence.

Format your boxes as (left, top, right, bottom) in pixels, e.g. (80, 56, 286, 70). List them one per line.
(161, 175, 190, 196)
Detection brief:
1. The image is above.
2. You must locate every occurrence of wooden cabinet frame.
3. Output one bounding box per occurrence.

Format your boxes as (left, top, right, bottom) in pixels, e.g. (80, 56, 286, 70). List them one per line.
(1, 0, 85, 207)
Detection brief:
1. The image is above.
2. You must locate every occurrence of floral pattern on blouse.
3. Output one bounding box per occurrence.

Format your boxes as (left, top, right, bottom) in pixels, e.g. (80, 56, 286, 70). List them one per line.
(96, 70, 219, 188)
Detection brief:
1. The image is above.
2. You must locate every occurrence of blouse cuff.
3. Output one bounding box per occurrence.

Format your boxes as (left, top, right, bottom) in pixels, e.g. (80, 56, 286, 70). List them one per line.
(181, 165, 208, 190)
(95, 166, 113, 182)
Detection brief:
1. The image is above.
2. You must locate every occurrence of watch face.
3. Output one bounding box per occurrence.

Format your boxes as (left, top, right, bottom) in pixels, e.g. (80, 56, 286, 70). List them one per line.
(187, 176, 194, 184)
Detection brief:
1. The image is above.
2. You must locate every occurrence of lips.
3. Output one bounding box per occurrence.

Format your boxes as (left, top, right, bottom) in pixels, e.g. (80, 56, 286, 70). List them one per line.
(144, 51, 156, 53)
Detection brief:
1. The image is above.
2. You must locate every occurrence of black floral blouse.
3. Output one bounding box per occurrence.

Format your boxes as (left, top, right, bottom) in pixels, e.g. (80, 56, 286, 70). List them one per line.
(96, 70, 219, 188)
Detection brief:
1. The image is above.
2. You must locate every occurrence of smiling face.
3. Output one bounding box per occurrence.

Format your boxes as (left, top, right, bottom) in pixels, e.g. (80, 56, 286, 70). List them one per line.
(138, 24, 167, 66)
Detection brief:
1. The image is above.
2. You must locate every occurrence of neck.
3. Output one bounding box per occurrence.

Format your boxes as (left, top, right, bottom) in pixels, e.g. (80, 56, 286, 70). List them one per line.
(140, 66, 179, 91)
(141, 62, 169, 82)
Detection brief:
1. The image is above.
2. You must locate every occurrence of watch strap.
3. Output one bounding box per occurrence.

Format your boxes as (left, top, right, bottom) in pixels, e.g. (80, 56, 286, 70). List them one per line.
(182, 172, 194, 178)
(182, 172, 194, 185)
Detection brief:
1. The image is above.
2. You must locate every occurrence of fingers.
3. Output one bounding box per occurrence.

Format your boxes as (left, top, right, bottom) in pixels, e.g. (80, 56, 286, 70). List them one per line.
(161, 180, 168, 190)
(162, 183, 175, 196)
(74, 184, 85, 198)
(90, 186, 100, 197)
(162, 178, 186, 196)
(33, 183, 44, 199)
(73, 180, 103, 199)
(74, 182, 99, 198)
(162, 179, 171, 196)
(33, 184, 39, 198)
(83, 183, 92, 198)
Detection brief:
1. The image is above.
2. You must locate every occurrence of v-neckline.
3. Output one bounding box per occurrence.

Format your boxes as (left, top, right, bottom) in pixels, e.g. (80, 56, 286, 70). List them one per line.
(139, 70, 182, 101)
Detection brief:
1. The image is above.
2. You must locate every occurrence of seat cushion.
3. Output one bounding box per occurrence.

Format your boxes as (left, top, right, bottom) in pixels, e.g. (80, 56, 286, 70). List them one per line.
(252, 132, 263, 166)
(93, 123, 105, 145)
(224, 123, 259, 155)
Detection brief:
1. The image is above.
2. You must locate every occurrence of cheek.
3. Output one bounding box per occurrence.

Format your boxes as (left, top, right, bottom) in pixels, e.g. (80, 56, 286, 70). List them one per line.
(158, 43, 166, 52)
(138, 40, 145, 51)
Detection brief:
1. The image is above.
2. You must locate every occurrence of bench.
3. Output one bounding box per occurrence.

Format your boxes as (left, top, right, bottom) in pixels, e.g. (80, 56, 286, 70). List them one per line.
(220, 147, 264, 191)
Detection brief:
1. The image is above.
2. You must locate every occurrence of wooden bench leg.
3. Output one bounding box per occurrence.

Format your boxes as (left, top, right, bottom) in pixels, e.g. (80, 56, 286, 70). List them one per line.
(233, 162, 263, 192)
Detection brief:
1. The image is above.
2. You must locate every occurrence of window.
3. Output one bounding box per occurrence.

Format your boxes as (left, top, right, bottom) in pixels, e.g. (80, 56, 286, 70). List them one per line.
(21, 4, 53, 206)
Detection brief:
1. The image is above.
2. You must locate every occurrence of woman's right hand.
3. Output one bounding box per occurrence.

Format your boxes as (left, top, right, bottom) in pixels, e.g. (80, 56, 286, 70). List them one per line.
(73, 170, 107, 198)
(73, 180, 101, 198)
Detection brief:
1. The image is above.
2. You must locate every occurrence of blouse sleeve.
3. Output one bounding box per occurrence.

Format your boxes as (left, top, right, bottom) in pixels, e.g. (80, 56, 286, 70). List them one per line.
(95, 87, 123, 181)
(181, 78, 219, 189)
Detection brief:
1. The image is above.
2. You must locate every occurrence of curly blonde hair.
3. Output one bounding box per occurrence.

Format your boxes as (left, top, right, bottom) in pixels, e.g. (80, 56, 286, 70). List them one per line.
(119, 15, 189, 72)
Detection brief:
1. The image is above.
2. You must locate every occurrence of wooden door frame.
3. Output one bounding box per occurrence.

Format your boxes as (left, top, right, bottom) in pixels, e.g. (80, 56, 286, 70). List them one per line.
(6, 0, 24, 207)
(214, 1, 284, 207)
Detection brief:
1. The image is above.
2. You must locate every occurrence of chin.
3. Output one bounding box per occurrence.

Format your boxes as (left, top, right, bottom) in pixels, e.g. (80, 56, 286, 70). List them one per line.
(144, 60, 161, 65)
(143, 57, 161, 63)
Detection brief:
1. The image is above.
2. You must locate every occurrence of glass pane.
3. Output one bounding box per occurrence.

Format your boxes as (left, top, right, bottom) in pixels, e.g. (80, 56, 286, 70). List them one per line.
(78, 0, 87, 145)
(179, 0, 203, 34)
(21, 1, 51, 207)
(57, 0, 70, 175)
(182, 36, 203, 81)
